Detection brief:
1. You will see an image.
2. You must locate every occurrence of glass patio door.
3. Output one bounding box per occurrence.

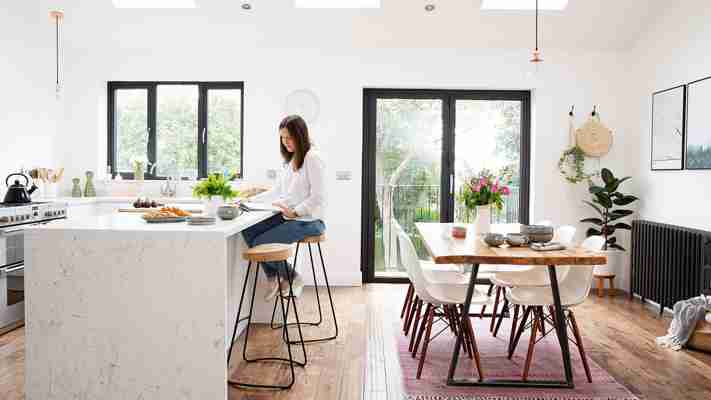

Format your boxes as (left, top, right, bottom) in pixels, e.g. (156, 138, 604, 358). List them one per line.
(452, 98, 528, 225)
(366, 93, 446, 280)
(362, 90, 530, 283)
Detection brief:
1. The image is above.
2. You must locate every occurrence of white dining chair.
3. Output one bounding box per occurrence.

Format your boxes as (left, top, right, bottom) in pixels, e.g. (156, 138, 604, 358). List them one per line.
(397, 229, 490, 380)
(392, 219, 469, 339)
(506, 235, 606, 383)
(487, 225, 577, 338)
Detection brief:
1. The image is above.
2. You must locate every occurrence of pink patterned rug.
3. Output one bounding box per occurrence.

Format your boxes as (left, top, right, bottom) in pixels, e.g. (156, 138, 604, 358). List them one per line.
(399, 317, 639, 400)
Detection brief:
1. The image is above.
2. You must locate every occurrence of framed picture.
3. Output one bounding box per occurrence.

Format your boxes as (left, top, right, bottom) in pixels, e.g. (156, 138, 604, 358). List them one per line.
(651, 85, 686, 171)
(685, 76, 711, 170)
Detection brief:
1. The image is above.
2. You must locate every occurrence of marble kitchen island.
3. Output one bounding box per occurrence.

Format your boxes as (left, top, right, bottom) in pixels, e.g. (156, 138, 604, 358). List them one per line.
(24, 209, 279, 400)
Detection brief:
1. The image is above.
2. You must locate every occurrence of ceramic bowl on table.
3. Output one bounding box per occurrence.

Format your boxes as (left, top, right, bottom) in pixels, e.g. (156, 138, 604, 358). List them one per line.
(483, 233, 506, 247)
(217, 205, 241, 220)
(505, 233, 530, 247)
(521, 225, 554, 243)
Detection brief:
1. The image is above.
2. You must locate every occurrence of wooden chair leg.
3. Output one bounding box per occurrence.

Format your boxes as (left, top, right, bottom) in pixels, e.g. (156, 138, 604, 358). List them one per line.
(416, 304, 435, 379)
(568, 310, 593, 383)
(405, 299, 422, 347)
(509, 305, 532, 359)
(507, 304, 520, 355)
(493, 297, 509, 338)
(597, 277, 604, 297)
(479, 284, 494, 318)
(401, 284, 414, 319)
(460, 304, 484, 381)
(404, 295, 419, 334)
(454, 305, 473, 359)
(490, 286, 502, 332)
(535, 306, 547, 337)
(522, 312, 540, 381)
(609, 278, 615, 297)
(412, 304, 431, 357)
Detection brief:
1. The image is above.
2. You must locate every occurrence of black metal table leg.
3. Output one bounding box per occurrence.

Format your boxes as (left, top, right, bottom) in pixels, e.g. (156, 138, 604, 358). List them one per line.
(547, 265, 574, 388)
(447, 264, 576, 389)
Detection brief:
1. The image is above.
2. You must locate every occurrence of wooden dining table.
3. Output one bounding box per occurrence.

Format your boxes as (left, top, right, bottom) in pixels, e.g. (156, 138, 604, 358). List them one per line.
(415, 222, 607, 389)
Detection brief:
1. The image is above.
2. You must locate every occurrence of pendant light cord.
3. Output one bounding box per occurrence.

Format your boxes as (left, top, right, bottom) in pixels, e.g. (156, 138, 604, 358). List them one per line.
(55, 15, 59, 87)
(535, 0, 539, 51)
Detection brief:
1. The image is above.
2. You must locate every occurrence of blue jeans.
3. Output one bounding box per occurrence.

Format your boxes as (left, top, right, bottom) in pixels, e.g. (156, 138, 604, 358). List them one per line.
(241, 214, 326, 279)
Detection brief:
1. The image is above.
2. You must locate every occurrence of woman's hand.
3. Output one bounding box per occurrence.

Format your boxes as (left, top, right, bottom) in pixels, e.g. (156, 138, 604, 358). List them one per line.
(274, 203, 298, 219)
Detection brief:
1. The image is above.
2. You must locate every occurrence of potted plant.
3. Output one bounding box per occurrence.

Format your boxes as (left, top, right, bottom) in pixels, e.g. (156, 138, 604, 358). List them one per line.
(192, 174, 239, 216)
(580, 168, 639, 275)
(457, 168, 512, 234)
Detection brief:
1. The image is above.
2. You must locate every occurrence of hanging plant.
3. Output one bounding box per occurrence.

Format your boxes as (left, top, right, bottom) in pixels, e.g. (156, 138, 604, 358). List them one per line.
(558, 146, 596, 184)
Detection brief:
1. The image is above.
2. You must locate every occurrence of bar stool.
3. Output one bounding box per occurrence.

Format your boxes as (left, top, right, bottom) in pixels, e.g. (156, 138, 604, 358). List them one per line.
(269, 234, 338, 344)
(227, 243, 307, 390)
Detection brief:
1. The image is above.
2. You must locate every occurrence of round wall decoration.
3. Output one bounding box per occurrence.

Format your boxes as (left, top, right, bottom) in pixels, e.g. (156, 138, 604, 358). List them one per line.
(576, 113, 613, 158)
(284, 89, 320, 124)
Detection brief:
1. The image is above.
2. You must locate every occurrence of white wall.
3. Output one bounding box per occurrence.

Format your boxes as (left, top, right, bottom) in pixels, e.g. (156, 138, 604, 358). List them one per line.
(0, 4, 60, 192)
(628, 1, 711, 231)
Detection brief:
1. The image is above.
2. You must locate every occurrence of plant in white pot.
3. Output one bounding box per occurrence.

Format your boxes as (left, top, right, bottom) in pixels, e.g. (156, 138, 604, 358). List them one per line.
(580, 168, 638, 276)
(457, 168, 513, 234)
(192, 174, 239, 217)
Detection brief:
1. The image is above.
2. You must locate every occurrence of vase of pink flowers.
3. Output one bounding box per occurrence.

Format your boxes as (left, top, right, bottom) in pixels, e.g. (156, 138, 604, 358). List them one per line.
(457, 168, 512, 234)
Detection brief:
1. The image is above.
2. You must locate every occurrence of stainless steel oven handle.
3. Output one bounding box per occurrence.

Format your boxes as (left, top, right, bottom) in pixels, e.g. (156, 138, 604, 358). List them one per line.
(4, 265, 24, 274)
(0, 227, 25, 236)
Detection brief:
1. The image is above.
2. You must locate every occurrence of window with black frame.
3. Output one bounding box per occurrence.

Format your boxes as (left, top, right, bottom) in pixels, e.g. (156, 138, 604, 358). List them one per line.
(107, 82, 244, 180)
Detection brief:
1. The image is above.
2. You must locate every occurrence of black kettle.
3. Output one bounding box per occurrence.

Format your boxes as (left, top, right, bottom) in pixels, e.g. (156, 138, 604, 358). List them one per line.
(4, 173, 38, 204)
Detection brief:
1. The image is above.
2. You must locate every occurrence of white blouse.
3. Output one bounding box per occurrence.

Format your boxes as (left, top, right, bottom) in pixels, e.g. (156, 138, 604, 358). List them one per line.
(252, 150, 326, 222)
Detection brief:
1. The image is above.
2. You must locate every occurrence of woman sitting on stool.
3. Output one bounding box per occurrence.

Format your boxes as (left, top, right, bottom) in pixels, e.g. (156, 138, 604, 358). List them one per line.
(243, 115, 326, 301)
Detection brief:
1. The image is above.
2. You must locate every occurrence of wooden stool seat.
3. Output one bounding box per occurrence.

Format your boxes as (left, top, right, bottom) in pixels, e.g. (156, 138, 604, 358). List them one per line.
(594, 273, 616, 297)
(243, 244, 294, 263)
(300, 234, 326, 243)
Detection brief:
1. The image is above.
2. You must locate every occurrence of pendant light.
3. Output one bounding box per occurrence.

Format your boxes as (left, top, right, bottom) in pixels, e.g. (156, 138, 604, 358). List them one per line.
(529, 0, 543, 73)
(49, 10, 64, 99)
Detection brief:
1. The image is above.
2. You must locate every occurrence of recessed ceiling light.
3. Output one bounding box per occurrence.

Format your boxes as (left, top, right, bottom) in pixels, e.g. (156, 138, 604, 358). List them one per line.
(111, 0, 197, 8)
(425, 4, 435, 12)
(481, 0, 568, 11)
(295, 0, 380, 8)
(241, 2, 252, 10)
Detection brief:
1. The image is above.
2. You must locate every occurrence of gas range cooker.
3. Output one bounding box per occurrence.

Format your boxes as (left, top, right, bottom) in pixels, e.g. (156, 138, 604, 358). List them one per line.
(0, 201, 67, 228)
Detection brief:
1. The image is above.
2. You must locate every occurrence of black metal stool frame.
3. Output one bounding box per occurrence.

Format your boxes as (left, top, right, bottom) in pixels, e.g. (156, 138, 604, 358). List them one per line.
(227, 260, 308, 390)
(269, 241, 339, 344)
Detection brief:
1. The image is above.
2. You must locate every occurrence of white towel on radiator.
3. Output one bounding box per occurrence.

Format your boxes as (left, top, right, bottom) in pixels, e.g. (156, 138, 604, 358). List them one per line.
(656, 294, 711, 350)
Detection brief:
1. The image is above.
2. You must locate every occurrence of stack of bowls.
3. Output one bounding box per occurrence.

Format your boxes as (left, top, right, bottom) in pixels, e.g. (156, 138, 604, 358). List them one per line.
(521, 225, 555, 243)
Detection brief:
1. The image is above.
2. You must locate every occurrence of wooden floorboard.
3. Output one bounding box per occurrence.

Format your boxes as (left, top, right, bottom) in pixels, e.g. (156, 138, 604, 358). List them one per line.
(2, 285, 711, 399)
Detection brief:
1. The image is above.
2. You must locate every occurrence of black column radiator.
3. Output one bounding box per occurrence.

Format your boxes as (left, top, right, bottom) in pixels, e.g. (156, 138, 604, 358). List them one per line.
(631, 220, 711, 315)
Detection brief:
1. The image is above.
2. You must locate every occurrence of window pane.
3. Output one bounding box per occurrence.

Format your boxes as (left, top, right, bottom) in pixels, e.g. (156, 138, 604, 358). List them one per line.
(207, 89, 242, 176)
(157, 85, 198, 177)
(115, 89, 148, 172)
(374, 98, 442, 278)
(454, 100, 522, 224)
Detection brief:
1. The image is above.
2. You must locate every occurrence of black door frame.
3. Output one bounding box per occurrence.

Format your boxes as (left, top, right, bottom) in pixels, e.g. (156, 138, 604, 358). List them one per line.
(361, 88, 531, 284)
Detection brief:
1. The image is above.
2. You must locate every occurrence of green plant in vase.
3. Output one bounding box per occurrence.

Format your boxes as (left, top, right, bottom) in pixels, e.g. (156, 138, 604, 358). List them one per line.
(193, 174, 239, 217)
(580, 168, 638, 251)
(457, 168, 512, 234)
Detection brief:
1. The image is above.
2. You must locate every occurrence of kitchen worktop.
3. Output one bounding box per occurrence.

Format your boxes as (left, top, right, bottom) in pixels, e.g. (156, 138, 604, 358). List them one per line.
(35, 196, 204, 206)
(30, 209, 276, 237)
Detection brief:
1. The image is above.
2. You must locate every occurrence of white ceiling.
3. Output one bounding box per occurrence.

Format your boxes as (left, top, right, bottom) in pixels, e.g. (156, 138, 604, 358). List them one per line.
(13, 0, 664, 52)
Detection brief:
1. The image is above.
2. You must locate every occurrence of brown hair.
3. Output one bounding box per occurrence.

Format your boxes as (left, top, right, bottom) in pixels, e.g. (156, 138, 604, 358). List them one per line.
(279, 115, 311, 170)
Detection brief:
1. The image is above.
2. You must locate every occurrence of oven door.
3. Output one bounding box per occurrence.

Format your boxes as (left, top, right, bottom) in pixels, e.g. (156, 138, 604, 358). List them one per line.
(4, 264, 24, 306)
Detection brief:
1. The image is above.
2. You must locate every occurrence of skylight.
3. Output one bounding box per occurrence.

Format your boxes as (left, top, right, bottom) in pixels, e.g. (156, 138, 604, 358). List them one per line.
(480, 0, 568, 11)
(295, 0, 381, 8)
(111, 0, 197, 8)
